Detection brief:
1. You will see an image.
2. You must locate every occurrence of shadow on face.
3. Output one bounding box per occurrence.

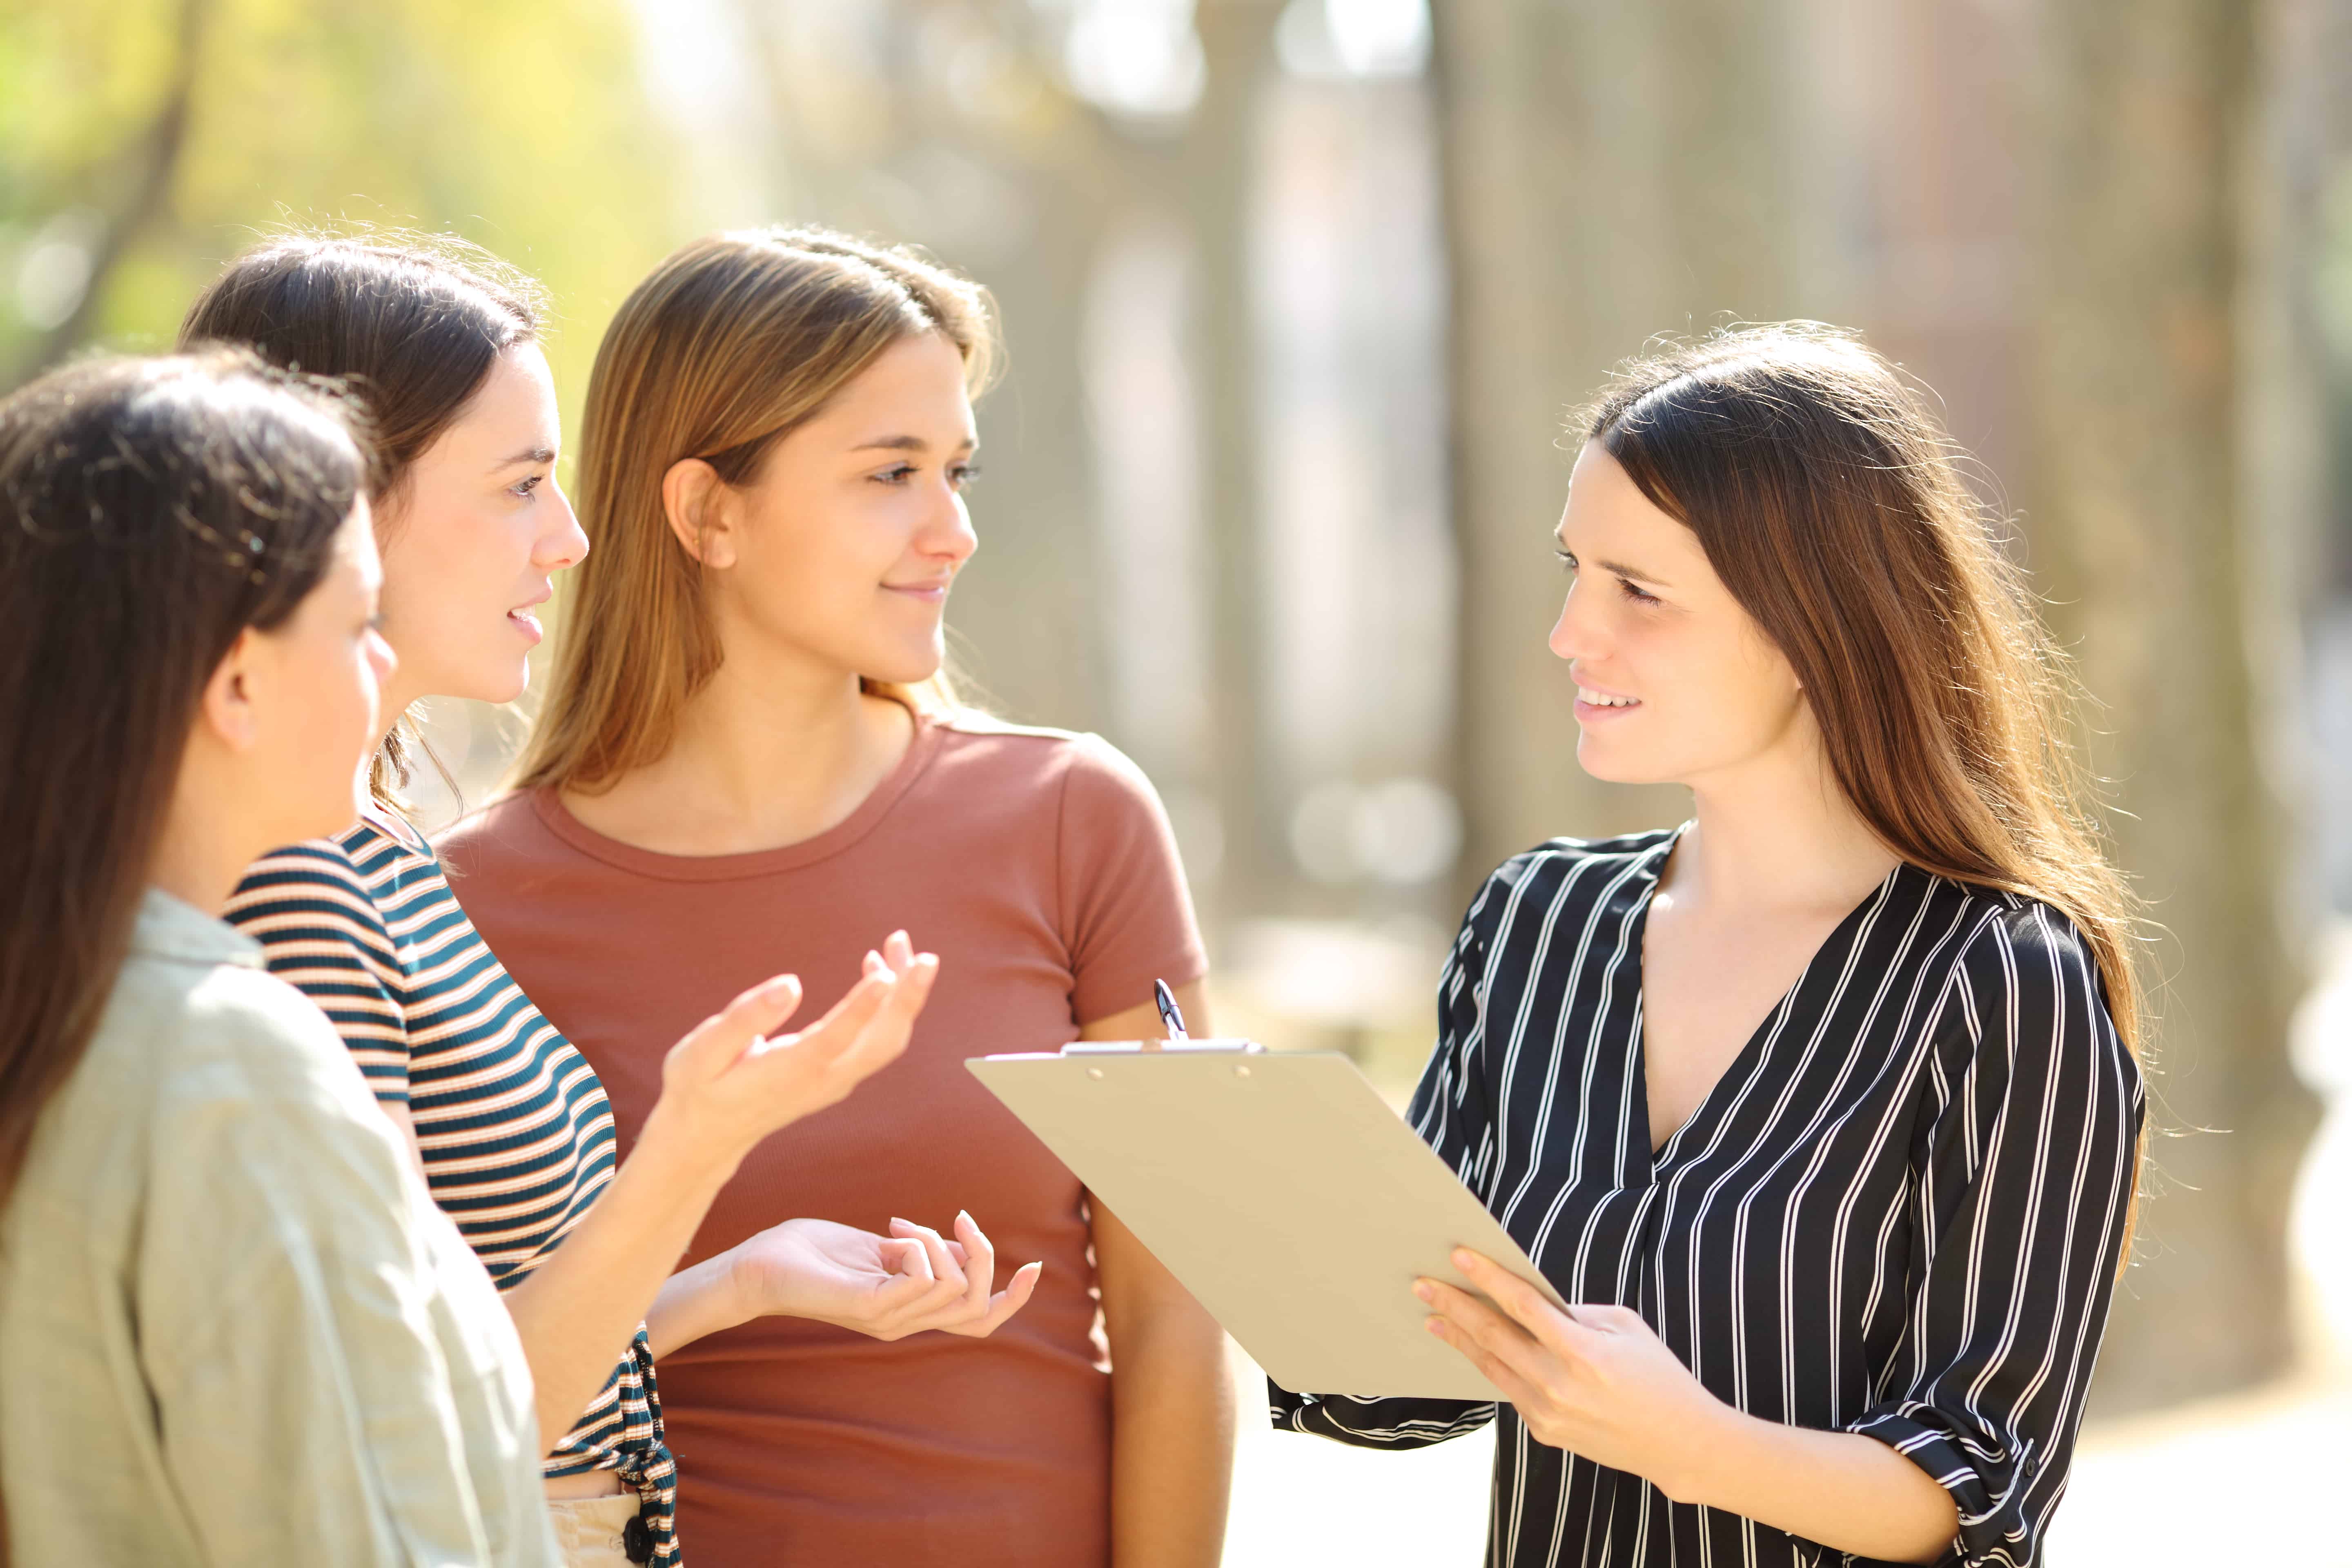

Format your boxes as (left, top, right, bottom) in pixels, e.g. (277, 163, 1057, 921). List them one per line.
(375, 344, 584, 709)
(1548, 441, 1808, 789)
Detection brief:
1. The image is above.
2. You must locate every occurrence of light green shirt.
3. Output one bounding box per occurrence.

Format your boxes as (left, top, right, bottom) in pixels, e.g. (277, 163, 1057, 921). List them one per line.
(0, 889, 560, 1566)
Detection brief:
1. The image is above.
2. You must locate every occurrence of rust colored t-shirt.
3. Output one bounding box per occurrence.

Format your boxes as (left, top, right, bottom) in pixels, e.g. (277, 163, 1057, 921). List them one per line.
(436, 714, 1207, 1568)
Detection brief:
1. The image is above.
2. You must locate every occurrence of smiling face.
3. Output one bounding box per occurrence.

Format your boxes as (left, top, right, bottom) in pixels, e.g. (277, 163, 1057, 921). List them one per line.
(374, 343, 586, 711)
(1548, 440, 1810, 788)
(681, 330, 979, 686)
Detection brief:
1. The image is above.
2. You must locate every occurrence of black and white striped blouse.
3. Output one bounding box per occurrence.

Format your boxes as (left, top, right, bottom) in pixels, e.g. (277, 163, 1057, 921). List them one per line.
(1272, 828, 2142, 1568)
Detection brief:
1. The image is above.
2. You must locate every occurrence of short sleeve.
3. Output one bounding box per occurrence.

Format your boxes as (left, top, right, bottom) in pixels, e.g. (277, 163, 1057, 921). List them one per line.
(1054, 735, 1209, 1025)
(140, 973, 556, 1566)
(225, 840, 414, 1105)
(1269, 867, 1509, 1448)
(1844, 903, 2143, 1568)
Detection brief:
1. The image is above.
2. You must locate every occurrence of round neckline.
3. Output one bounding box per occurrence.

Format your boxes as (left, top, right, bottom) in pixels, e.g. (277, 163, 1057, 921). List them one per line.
(358, 805, 428, 853)
(528, 710, 948, 882)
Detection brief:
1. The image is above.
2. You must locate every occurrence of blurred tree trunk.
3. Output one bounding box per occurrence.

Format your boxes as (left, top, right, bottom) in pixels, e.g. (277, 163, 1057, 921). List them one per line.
(1433, 0, 1822, 880)
(735, 0, 1114, 733)
(14, 0, 212, 385)
(953, 180, 1113, 731)
(1181, 0, 1286, 918)
(2025, 0, 2319, 1410)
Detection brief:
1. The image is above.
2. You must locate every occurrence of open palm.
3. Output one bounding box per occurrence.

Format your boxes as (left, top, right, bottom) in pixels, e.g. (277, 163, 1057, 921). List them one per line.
(727, 1213, 1041, 1342)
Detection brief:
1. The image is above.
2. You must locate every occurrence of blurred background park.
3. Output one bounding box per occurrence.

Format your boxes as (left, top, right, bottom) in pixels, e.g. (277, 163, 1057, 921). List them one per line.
(5, 0, 2350, 1558)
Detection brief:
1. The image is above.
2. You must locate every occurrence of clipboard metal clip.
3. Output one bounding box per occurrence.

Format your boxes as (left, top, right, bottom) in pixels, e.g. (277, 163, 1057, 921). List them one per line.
(1059, 1038, 1267, 1057)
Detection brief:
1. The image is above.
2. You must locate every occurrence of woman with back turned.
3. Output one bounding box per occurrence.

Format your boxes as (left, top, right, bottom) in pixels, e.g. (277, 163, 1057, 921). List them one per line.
(0, 350, 554, 1564)
(1274, 325, 2143, 1568)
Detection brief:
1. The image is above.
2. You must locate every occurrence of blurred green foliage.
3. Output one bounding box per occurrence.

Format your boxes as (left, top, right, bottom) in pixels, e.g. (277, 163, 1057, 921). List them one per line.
(0, 0, 681, 426)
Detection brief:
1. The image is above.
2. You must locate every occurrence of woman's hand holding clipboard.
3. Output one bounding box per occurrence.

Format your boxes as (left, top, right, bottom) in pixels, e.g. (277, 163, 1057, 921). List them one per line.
(967, 984, 1564, 1401)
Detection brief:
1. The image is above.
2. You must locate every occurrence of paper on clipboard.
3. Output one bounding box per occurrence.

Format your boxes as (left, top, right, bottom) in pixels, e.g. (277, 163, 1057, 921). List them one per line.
(965, 1044, 1566, 1401)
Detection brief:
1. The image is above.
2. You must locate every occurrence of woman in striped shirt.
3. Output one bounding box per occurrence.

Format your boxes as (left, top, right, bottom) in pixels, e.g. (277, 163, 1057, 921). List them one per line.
(1274, 325, 2144, 1568)
(185, 235, 1038, 1568)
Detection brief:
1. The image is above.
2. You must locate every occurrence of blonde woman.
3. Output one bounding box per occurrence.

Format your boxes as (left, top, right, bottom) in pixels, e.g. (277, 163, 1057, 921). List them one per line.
(441, 229, 1233, 1568)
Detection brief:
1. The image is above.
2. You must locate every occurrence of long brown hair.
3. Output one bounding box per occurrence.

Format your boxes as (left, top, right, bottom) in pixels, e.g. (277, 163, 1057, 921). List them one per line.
(1585, 323, 2147, 1071)
(0, 351, 371, 1205)
(178, 228, 545, 804)
(513, 226, 998, 796)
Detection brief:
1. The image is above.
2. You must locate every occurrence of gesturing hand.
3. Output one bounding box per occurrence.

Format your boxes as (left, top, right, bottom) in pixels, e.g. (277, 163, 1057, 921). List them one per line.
(652, 931, 940, 1167)
(1418, 1248, 1727, 1497)
(726, 1212, 1043, 1341)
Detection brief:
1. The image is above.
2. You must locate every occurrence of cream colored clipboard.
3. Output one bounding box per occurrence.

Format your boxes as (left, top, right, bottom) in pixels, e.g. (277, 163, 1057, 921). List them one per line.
(966, 1042, 1566, 1401)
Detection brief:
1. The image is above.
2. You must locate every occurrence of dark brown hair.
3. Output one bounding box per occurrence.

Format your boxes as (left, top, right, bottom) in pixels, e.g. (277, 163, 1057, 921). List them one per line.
(178, 229, 544, 803)
(0, 350, 371, 1208)
(1584, 323, 2145, 1076)
(514, 226, 997, 795)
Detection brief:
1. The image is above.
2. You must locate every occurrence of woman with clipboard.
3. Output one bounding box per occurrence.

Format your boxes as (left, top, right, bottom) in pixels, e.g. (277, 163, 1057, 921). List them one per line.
(1273, 325, 2143, 1568)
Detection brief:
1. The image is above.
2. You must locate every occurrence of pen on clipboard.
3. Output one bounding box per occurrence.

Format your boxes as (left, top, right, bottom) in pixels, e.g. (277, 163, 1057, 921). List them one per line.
(1153, 978, 1188, 1042)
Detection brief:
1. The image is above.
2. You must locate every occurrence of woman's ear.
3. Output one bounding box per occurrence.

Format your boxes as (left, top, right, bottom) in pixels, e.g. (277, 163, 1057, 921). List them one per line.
(197, 628, 265, 753)
(662, 458, 736, 568)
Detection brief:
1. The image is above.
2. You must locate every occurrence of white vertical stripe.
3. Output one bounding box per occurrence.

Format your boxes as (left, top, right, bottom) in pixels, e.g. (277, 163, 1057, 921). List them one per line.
(1270, 831, 2142, 1568)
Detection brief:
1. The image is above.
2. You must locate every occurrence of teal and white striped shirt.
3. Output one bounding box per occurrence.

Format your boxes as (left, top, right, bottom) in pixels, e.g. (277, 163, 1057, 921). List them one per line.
(229, 815, 677, 1563)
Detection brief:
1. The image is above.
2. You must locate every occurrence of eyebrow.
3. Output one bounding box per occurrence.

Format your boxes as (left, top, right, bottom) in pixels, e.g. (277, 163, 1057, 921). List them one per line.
(1553, 532, 1670, 588)
(852, 434, 977, 454)
(1598, 557, 1669, 587)
(494, 445, 556, 469)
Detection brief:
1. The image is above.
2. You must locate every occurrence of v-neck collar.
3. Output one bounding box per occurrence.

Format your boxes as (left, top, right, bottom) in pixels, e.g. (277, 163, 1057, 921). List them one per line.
(1625, 831, 1905, 1175)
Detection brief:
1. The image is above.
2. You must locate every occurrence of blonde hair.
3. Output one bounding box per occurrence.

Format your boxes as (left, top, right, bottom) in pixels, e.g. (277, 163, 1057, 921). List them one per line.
(514, 227, 999, 795)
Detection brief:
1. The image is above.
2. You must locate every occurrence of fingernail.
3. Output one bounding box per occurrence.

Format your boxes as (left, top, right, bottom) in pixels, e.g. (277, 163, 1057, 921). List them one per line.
(1413, 1280, 1434, 1302)
(956, 1209, 972, 1228)
(1424, 1317, 1446, 1336)
(1452, 1248, 1474, 1270)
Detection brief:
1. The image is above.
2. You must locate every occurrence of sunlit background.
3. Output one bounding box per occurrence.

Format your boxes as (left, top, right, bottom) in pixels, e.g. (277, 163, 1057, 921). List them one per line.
(7, 0, 2352, 1558)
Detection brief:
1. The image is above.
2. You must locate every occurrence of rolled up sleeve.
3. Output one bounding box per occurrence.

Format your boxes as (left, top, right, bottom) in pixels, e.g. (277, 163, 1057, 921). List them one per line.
(1846, 906, 2143, 1568)
(1270, 870, 1508, 1449)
